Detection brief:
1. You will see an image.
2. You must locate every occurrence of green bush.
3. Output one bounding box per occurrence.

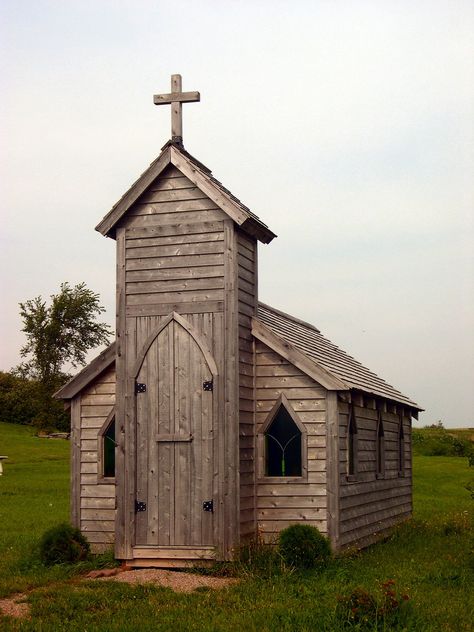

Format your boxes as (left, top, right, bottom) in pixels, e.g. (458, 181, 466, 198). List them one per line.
(0, 371, 69, 431)
(39, 523, 90, 566)
(278, 524, 331, 569)
(412, 428, 473, 459)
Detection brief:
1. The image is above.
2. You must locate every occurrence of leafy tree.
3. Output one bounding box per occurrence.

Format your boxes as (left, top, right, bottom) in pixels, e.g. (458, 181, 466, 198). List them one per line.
(16, 282, 112, 388)
(7, 282, 112, 431)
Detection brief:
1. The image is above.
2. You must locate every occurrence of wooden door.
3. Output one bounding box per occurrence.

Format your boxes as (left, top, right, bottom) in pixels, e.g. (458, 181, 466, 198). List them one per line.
(134, 315, 216, 548)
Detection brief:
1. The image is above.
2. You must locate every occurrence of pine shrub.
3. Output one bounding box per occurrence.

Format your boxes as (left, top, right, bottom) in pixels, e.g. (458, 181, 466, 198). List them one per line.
(40, 523, 90, 566)
(278, 524, 331, 569)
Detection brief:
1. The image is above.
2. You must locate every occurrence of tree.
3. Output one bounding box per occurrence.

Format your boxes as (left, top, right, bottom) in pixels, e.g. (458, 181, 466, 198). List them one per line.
(17, 282, 112, 388)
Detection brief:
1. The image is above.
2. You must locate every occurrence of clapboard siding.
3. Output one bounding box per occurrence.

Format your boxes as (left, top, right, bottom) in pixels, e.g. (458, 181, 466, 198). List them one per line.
(78, 367, 116, 552)
(114, 164, 241, 562)
(237, 230, 258, 541)
(255, 342, 328, 540)
(338, 399, 412, 548)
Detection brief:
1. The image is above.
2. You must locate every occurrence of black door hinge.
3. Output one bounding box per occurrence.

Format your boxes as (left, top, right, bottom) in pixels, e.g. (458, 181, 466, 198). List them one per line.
(203, 380, 213, 392)
(135, 382, 146, 394)
(135, 500, 147, 513)
(203, 500, 213, 513)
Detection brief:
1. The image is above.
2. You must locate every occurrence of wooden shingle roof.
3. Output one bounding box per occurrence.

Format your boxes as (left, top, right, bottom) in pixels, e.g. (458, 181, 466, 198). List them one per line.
(95, 141, 276, 244)
(256, 302, 421, 410)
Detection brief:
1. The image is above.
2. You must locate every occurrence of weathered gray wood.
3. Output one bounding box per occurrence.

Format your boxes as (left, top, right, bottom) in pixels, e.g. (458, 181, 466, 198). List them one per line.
(153, 74, 200, 140)
(126, 300, 224, 318)
(54, 344, 116, 400)
(326, 391, 339, 550)
(252, 320, 348, 391)
(70, 398, 81, 528)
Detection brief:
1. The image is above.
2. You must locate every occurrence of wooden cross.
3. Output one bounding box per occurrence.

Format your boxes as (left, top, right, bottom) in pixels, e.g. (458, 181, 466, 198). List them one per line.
(153, 74, 200, 143)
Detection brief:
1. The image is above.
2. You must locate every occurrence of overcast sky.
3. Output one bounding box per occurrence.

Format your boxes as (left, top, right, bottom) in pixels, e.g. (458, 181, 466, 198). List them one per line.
(1, 1, 473, 427)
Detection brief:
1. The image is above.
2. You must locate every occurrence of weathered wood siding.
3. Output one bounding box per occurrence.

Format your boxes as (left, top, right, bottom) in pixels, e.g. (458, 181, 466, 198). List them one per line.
(115, 164, 240, 560)
(338, 399, 412, 548)
(255, 341, 327, 540)
(237, 229, 258, 541)
(74, 367, 116, 552)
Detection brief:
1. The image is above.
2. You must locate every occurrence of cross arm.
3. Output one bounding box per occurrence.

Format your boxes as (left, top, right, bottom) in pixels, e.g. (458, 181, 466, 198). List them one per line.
(153, 91, 200, 105)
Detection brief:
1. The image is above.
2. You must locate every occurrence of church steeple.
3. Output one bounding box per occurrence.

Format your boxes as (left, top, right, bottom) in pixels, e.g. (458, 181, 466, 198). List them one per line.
(153, 74, 200, 144)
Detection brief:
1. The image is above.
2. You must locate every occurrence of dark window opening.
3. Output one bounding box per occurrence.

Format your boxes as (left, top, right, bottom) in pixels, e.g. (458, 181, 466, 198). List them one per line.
(398, 417, 405, 475)
(348, 406, 357, 476)
(376, 412, 385, 476)
(265, 405, 302, 477)
(103, 417, 116, 478)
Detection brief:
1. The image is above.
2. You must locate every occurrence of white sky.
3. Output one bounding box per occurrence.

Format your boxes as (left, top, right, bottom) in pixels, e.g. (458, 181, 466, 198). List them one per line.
(1, 1, 473, 427)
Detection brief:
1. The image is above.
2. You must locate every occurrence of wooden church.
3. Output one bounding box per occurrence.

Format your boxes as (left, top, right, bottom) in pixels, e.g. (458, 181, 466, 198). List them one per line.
(56, 75, 422, 567)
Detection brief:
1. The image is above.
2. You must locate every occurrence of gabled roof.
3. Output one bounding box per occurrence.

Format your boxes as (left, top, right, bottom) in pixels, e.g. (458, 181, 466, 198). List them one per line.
(255, 303, 421, 410)
(95, 140, 276, 244)
(54, 304, 421, 411)
(53, 342, 116, 400)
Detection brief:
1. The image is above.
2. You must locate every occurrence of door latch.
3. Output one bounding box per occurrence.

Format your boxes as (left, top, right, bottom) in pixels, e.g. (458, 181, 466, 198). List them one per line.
(135, 500, 147, 513)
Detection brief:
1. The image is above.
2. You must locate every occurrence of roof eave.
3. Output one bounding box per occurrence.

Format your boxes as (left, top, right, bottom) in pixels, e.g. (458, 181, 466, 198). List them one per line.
(53, 342, 116, 400)
(251, 317, 349, 391)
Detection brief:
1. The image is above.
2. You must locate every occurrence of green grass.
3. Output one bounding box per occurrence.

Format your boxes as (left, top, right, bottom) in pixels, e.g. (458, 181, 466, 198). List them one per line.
(0, 421, 473, 631)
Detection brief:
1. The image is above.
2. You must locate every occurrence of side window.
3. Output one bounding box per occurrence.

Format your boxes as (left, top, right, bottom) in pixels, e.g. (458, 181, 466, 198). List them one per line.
(98, 409, 116, 482)
(259, 394, 307, 479)
(347, 403, 358, 478)
(398, 412, 405, 477)
(376, 409, 385, 477)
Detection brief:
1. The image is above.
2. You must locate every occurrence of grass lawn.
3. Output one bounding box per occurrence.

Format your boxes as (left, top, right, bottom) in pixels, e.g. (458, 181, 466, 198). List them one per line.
(0, 421, 473, 631)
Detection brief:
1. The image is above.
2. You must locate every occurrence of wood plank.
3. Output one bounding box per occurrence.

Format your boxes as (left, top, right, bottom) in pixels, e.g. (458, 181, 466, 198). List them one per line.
(81, 485, 115, 498)
(138, 186, 208, 204)
(258, 496, 326, 509)
(125, 220, 223, 239)
(126, 300, 224, 317)
(126, 241, 224, 259)
(127, 265, 225, 283)
(126, 253, 223, 271)
(81, 497, 115, 509)
(132, 546, 215, 559)
(124, 209, 227, 228)
(126, 289, 223, 306)
(126, 232, 224, 249)
(128, 198, 220, 217)
(81, 508, 115, 521)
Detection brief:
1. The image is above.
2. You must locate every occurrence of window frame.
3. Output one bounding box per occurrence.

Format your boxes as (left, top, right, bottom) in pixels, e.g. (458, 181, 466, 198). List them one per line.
(257, 393, 308, 482)
(375, 408, 385, 479)
(97, 407, 116, 484)
(346, 403, 358, 482)
(397, 411, 405, 477)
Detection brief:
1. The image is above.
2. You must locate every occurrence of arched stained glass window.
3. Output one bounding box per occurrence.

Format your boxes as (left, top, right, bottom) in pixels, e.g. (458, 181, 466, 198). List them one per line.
(265, 404, 302, 477)
(103, 416, 116, 478)
(98, 408, 116, 482)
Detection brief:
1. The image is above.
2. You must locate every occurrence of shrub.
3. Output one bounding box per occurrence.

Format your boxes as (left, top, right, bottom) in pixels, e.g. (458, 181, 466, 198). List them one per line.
(412, 428, 473, 459)
(40, 523, 90, 566)
(336, 580, 411, 629)
(278, 524, 331, 569)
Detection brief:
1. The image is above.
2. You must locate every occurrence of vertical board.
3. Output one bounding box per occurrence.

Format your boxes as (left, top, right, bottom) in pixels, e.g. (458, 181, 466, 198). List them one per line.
(134, 317, 217, 547)
(236, 229, 258, 541)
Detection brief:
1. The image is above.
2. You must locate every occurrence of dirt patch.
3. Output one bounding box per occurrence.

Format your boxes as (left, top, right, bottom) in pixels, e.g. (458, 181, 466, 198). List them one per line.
(92, 568, 238, 592)
(0, 593, 30, 619)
